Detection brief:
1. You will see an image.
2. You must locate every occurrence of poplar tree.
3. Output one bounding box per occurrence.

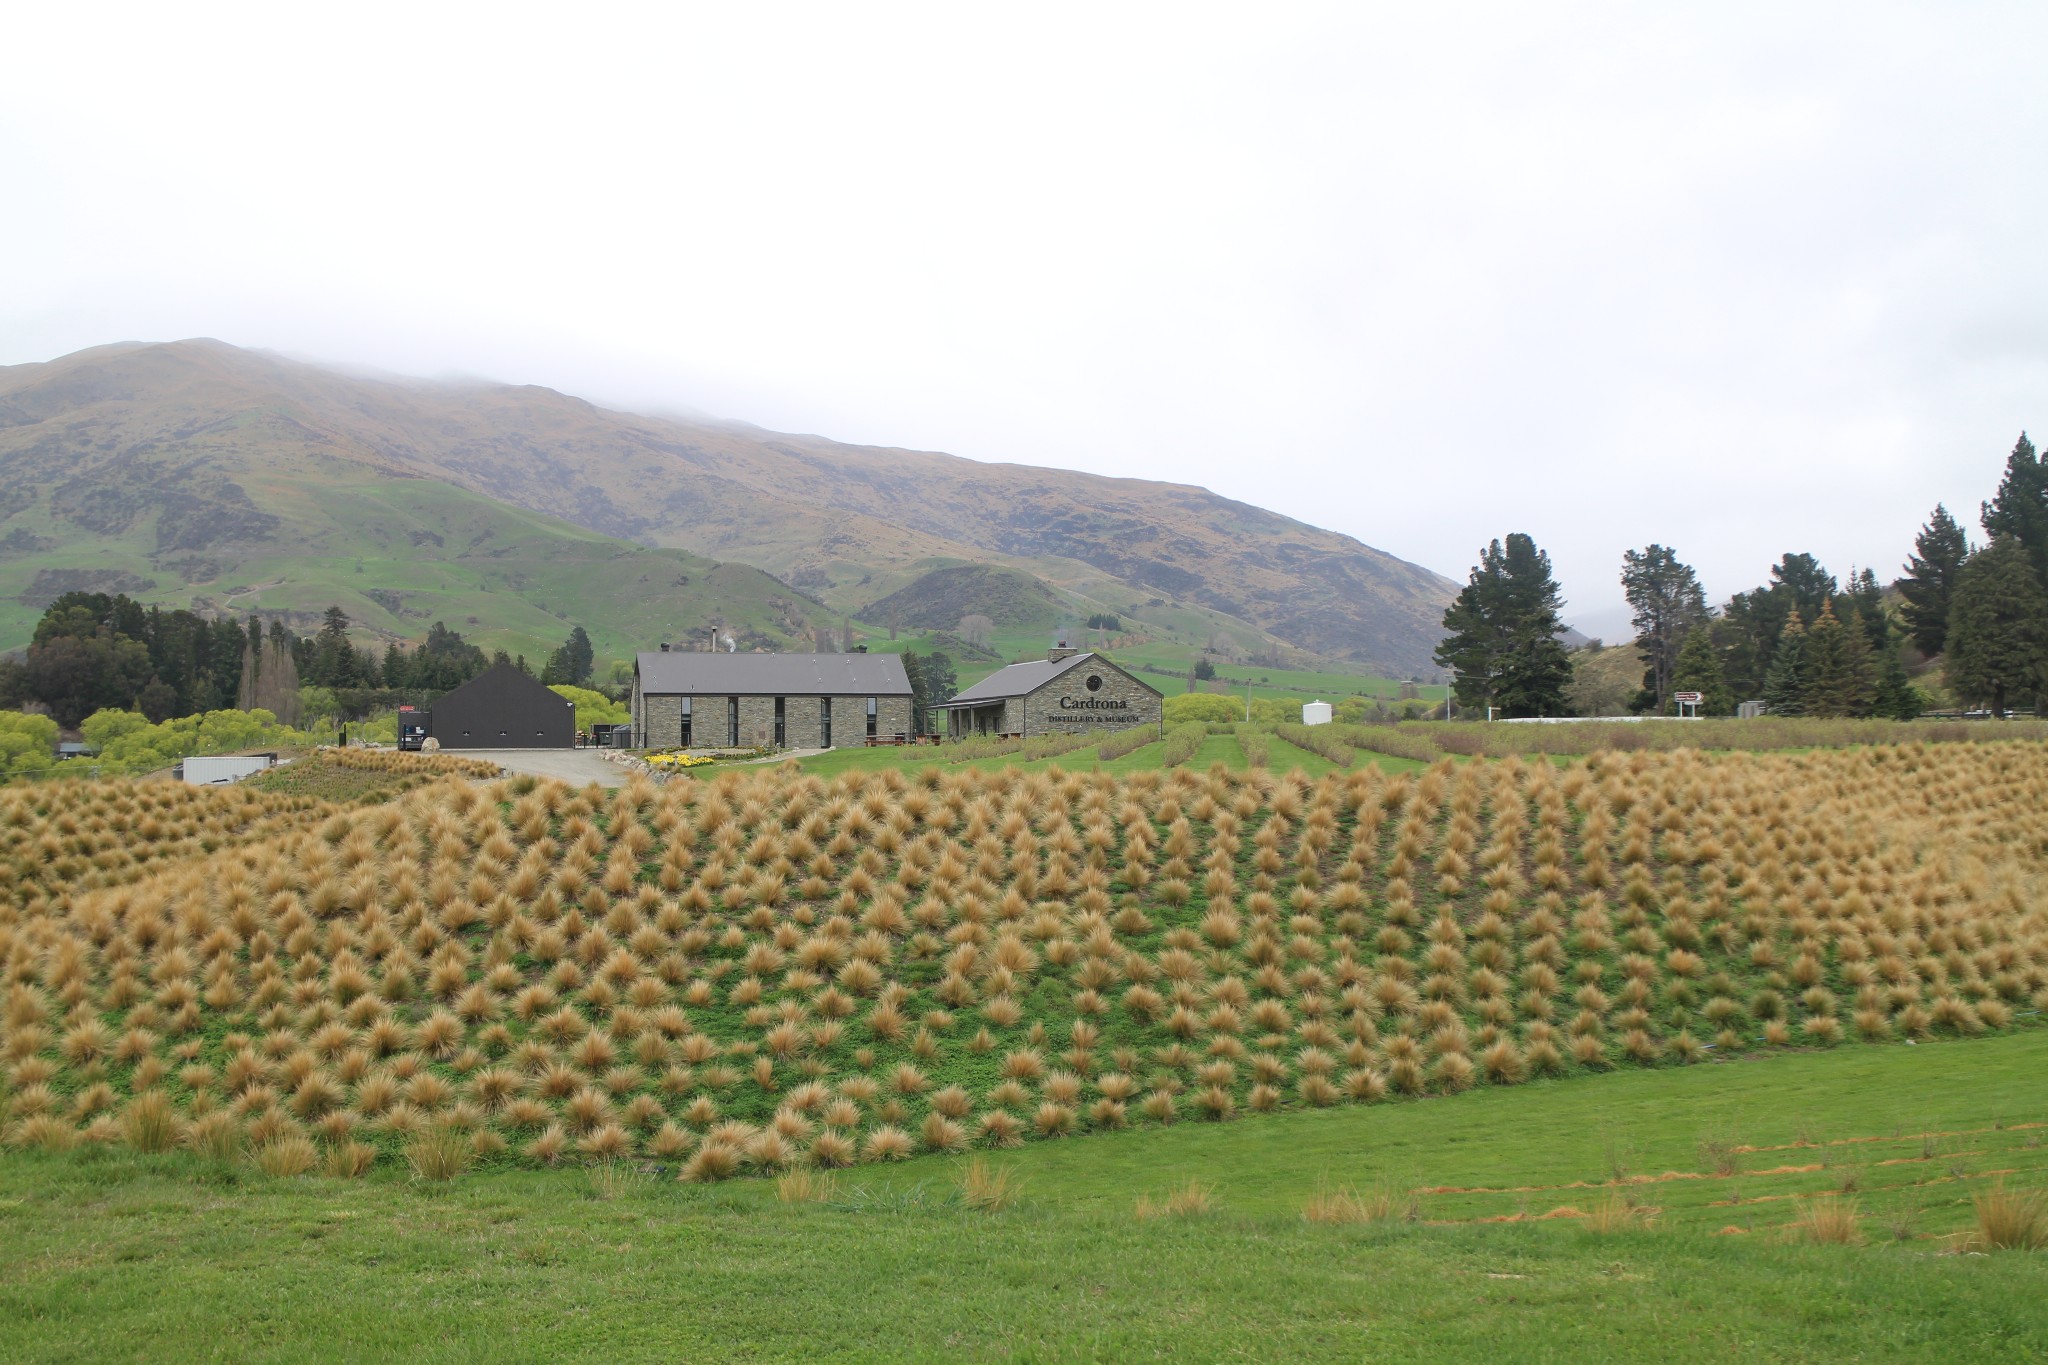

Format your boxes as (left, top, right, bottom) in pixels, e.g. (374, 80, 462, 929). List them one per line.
(1897, 504, 1971, 656)
(1946, 537, 2048, 717)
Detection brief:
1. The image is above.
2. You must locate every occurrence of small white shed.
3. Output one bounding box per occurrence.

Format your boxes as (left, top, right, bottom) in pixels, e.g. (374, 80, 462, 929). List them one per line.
(178, 754, 277, 785)
(1302, 700, 1333, 726)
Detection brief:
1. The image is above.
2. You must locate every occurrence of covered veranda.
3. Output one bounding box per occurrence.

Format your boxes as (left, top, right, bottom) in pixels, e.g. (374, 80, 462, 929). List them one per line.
(941, 700, 1010, 739)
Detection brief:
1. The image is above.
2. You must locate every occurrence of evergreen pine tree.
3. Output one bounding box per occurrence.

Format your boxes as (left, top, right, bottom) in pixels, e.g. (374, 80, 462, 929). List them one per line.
(1981, 433, 2048, 593)
(1434, 533, 1573, 717)
(309, 606, 359, 688)
(1873, 644, 1919, 720)
(1670, 624, 1732, 715)
(1898, 504, 1971, 656)
(565, 627, 594, 685)
(1947, 537, 2048, 717)
(1801, 600, 1876, 717)
(1761, 610, 1807, 716)
(1769, 554, 1838, 624)
(1436, 541, 1511, 712)
(1841, 568, 1919, 718)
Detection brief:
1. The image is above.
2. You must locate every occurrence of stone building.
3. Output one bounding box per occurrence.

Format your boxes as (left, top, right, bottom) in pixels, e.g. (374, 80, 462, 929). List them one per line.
(935, 648, 1162, 740)
(632, 649, 914, 749)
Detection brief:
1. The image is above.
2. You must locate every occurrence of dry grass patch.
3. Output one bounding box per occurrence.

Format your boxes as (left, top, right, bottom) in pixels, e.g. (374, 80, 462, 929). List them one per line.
(119, 1091, 180, 1154)
(584, 1159, 650, 1200)
(1792, 1195, 1862, 1245)
(776, 1168, 840, 1204)
(958, 1158, 1024, 1212)
(406, 1126, 473, 1182)
(1302, 1181, 1411, 1225)
(1136, 1179, 1216, 1219)
(1585, 1194, 1657, 1234)
(323, 1140, 378, 1179)
(254, 1136, 318, 1178)
(1970, 1183, 2048, 1251)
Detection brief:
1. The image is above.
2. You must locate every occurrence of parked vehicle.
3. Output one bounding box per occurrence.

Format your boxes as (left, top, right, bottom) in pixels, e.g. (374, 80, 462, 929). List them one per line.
(398, 707, 432, 751)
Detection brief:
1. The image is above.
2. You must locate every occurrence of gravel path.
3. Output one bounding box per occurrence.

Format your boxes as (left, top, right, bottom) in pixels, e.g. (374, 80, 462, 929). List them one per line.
(453, 749, 628, 787)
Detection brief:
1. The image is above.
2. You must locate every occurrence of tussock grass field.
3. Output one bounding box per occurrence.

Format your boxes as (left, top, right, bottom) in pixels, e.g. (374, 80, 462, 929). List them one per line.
(7, 742, 2047, 1173)
(2, 739, 2046, 1359)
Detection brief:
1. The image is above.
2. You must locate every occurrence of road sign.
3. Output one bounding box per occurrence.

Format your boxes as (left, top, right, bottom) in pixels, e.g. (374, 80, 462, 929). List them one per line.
(1674, 691, 1703, 704)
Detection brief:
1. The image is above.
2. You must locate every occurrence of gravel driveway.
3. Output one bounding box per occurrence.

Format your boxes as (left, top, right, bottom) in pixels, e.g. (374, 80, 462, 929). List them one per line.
(451, 749, 627, 787)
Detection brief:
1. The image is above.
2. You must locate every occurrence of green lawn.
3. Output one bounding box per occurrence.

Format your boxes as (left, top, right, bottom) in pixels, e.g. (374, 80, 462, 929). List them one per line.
(851, 1029, 2048, 1229)
(3, 1033, 2042, 1363)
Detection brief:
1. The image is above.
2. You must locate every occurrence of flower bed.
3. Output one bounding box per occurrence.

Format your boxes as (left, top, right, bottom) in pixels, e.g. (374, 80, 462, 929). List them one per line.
(644, 750, 719, 771)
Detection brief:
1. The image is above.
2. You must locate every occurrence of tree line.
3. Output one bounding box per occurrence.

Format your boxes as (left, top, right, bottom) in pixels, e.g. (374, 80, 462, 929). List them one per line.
(0, 594, 603, 729)
(1436, 431, 2048, 719)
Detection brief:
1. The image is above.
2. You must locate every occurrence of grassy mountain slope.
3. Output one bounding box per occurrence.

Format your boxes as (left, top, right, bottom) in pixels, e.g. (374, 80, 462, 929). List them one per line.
(856, 563, 1066, 631)
(0, 341, 1454, 673)
(0, 350, 822, 659)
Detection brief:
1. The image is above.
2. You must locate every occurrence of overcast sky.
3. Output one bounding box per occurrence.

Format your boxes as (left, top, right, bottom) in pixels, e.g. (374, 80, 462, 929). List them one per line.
(4, 3, 2044, 637)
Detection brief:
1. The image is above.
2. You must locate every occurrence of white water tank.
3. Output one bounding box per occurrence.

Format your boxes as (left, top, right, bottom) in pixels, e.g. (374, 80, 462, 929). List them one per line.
(1302, 700, 1333, 726)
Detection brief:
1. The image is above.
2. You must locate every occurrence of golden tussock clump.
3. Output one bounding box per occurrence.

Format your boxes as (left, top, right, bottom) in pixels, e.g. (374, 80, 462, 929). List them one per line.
(1136, 1178, 1215, 1219)
(1968, 1183, 2048, 1251)
(1791, 1194, 1862, 1245)
(0, 745, 2044, 1182)
(1302, 1182, 1410, 1225)
(957, 1157, 1023, 1211)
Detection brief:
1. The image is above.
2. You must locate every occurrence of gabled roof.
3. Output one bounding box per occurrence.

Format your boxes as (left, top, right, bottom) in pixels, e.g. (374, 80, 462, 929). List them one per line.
(432, 661, 571, 708)
(635, 651, 912, 696)
(942, 652, 1159, 705)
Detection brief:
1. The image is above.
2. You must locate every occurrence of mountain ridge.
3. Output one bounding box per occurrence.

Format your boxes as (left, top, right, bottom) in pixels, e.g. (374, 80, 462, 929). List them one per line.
(0, 340, 1454, 673)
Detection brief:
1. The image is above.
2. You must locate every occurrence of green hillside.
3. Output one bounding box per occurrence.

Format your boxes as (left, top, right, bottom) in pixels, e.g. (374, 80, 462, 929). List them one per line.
(856, 562, 1065, 631)
(0, 457, 821, 665)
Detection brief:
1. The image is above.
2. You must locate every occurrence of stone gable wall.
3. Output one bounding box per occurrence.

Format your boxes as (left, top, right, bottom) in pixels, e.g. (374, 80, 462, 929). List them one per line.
(1020, 662, 1160, 738)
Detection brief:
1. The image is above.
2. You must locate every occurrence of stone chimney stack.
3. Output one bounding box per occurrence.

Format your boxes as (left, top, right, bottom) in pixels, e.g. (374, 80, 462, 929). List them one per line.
(1048, 646, 1079, 662)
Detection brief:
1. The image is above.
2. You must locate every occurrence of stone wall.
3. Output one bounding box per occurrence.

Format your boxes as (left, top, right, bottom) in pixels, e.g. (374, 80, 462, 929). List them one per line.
(640, 693, 685, 749)
(1019, 661, 1160, 738)
(828, 695, 863, 747)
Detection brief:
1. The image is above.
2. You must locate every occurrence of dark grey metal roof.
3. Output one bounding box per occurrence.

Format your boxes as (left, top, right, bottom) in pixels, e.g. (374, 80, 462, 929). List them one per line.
(943, 652, 1104, 706)
(636, 651, 912, 696)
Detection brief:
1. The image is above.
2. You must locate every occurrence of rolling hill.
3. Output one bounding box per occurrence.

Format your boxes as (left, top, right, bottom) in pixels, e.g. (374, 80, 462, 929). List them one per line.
(856, 563, 1065, 632)
(0, 350, 825, 661)
(0, 340, 1455, 671)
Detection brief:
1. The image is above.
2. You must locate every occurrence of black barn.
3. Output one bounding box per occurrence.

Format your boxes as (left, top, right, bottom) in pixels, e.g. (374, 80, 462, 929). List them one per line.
(429, 663, 574, 750)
